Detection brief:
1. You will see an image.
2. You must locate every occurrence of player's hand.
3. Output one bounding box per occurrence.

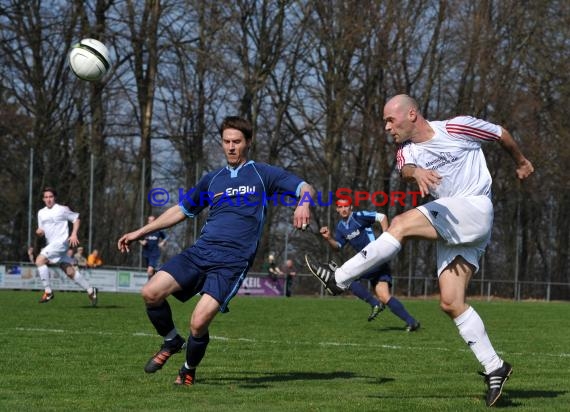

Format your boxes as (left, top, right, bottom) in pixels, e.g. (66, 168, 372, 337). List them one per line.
(293, 204, 310, 230)
(68, 234, 79, 247)
(413, 168, 442, 197)
(35, 228, 45, 237)
(320, 226, 330, 239)
(516, 158, 534, 180)
(118, 231, 141, 253)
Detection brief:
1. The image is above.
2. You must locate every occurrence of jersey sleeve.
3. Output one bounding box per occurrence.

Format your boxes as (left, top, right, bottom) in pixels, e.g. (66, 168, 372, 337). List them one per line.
(375, 212, 386, 223)
(445, 116, 502, 143)
(334, 226, 346, 249)
(37, 211, 44, 230)
(62, 206, 79, 223)
(354, 210, 378, 227)
(256, 163, 305, 197)
(395, 142, 414, 171)
(178, 172, 215, 217)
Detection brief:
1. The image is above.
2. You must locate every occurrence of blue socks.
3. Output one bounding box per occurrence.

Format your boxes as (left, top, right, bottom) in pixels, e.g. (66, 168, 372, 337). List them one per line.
(349, 281, 381, 307)
(386, 297, 416, 325)
(186, 333, 210, 369)
(146, 301, 175, 337)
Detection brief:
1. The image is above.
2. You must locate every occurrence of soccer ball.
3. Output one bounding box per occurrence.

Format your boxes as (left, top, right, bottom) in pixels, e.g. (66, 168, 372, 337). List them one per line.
(68, 38, 111, 82)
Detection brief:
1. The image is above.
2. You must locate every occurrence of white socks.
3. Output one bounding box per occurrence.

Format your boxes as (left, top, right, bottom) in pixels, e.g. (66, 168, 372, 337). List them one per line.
(38, 265, 93, 294)
(72, 269, 91, 291)
(38, 265, 51, 293)
(454, 306, 502, 374)
(335, 232, 402, 288)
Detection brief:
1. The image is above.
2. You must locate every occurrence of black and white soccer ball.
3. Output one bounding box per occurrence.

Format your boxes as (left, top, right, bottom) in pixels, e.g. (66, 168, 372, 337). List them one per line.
(68, 38, 111, 82)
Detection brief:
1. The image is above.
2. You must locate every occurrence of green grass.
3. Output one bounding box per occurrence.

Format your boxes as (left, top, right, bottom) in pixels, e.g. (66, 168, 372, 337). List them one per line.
(0, 290, 568, 411)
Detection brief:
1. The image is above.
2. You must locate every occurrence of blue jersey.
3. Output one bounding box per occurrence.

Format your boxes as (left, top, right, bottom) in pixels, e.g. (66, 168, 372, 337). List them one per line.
(179, 160, 305, 262)
(142, 230, 166, 258)
(334, 211, 380, 252)
(335, 210, 391, 280)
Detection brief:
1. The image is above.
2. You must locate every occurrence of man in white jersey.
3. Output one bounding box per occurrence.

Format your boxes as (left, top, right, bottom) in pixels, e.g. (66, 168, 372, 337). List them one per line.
(306, 95, 534, 407)
(35, 187, 98, 306)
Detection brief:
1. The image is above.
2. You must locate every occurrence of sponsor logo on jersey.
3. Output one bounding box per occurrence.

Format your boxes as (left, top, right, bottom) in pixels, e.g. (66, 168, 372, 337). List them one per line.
(225, 185, 256, 196)
(346, 229, 361, 240)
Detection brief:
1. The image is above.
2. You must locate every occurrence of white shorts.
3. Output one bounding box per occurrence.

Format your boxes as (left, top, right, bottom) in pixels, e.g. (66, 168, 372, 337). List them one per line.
(40, 243, 74, 265)
(417, 195, 493, 276)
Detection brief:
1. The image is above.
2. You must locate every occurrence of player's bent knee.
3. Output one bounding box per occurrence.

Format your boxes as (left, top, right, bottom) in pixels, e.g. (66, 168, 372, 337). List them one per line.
(190, 317, 213, 336)
(387, 214, 406, 235)
(141, 284, 167, 305)
(59, 263, 74, 278)
(439, 300, 454, 314)
(439, 299, 466, 318)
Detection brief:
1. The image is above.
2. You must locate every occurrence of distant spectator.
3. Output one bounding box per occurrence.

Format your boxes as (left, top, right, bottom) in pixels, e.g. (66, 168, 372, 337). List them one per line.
(74, 246, 88, 269)
(87, 249, 103, 268)
(262, 253, 284, 294)
(281, 259, 297, 297)
(22, 245, 35, 263)
(66, 247, 78, 265)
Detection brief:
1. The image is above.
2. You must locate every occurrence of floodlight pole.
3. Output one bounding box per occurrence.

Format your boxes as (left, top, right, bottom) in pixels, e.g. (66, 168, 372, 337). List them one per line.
(27, 147, 34, 248)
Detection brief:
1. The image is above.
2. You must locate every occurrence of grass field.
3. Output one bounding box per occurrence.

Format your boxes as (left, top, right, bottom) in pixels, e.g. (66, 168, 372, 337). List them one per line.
(0, 290, 569, 411)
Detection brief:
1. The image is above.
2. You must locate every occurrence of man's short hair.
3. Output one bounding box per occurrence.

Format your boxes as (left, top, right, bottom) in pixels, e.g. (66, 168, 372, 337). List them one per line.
(42, 186, 57, 197)
(220, 116, 253, 141)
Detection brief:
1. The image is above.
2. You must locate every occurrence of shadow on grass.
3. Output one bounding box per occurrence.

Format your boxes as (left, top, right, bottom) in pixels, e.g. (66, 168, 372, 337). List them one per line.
(367, 389, 567, 407)
(79, 305, 124, 309)
(201, 371, 393, 388)
(496, 389, 569, 407)
(373, 326, 414, 333)
(505, 389, 567, 399)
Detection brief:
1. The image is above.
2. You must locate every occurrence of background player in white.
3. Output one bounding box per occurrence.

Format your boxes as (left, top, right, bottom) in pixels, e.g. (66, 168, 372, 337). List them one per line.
(35, 187, 98, 306)
(306, 94, 534, 407)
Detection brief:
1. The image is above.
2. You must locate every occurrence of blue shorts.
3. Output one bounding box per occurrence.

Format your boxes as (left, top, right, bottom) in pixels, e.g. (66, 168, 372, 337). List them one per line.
(143, 255, 160, 269)
(359, 263, 393, 286)
(160, 244, 250, 313)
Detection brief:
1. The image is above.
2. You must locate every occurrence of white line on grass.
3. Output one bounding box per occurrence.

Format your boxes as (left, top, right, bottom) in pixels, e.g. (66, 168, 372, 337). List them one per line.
(12, 327, 570, 358)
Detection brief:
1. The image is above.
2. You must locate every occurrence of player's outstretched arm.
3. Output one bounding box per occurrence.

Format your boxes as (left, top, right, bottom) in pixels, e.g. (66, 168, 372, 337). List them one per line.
(118, 205, 185, 253)
(498, 127, 534, 180)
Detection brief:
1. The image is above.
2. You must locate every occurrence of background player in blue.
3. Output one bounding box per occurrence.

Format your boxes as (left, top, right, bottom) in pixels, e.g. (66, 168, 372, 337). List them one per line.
(139, 215, 167, 279)
(319, 199, 420, 331)
(117, 116, 314, 386)
(320, 223, 383, 321)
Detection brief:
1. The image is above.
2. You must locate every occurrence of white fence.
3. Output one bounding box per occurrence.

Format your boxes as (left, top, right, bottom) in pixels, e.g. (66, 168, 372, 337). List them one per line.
(2, 262, 568, 302)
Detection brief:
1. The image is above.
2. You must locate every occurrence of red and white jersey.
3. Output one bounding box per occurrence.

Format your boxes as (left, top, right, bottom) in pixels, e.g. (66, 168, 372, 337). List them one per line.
(396, 116, 502, 199)
(37, 203, 79, 246)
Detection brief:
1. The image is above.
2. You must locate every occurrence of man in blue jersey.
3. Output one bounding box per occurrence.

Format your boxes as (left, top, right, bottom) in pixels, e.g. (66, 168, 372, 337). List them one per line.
(117, 116, 314, 386)
(321, 231, 383, 321)
(139, 215, 167, 279)
(320, 199, 419, 330)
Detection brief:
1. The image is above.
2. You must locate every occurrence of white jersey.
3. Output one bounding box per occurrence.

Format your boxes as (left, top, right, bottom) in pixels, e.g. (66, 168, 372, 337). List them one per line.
(396, 116, 502, 199)
(37, 203, 79, 246)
